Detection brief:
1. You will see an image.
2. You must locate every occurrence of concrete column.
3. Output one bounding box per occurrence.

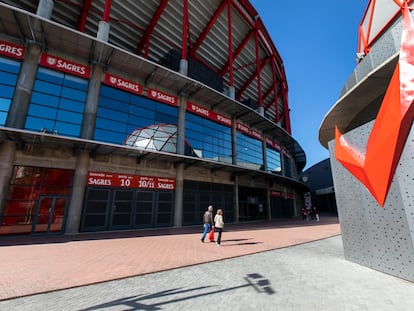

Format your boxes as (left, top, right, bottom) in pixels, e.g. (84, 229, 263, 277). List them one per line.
(36, 0, 54, 19)
(65, 150, 89, 234)
(80, 64, 104, 140)
(97, 21, 110, 42)
(179, 59, 188, 76)
(6, 44, 41, 129)
(173, 162, 184, 227)
(234, 174, 239, 223)
(228, 86, 235, 100)
(0, 141, 16, 215)
(176, 96, 187, 155)
(262, 137, 267, 172)
(231, 117, 237, 165)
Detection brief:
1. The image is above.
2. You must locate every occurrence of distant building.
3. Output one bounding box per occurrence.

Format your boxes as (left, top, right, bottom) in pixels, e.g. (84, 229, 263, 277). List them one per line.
(302, 159, 336, 214)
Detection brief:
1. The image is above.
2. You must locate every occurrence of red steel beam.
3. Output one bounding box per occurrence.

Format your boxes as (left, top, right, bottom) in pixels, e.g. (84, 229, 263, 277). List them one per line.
(236, 57, 270, 101)
(255, 18, 262, 108)
(219, 29, 254, 75)
(77, 0, 92, 32)
(182, 0, 189, 60)
(227, 0, 234, 86)
(189, 0, 227, 58)
(102, 0, 112, 22)
(136, 0, 169, 55)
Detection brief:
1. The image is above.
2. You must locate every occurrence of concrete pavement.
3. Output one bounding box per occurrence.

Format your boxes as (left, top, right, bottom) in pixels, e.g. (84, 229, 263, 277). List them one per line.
(1, 215, 413, 310)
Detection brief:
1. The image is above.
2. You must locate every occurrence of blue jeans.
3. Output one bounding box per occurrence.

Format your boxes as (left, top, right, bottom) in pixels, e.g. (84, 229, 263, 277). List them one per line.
(201, 224, 211, 241)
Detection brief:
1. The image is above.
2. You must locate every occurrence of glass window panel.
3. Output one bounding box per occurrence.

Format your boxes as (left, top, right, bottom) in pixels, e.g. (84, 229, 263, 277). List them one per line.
(59, 98, 84, 113)
(61, 87, 87, 101)
(0, 71, 18, 86)
(25, 68, 87, 137)
(236, 132, 264, 170)
(33, 80, 62, 96)
(266, 147, 281, 173)
(0, 84, 15, 99)
(95, 85, 178, 148)
(0, 58, 21, 73)
(97, 106, 128, 122)
(63, 75, 88, 91)
(185, 112, 232, 162)
(56, 109, 83, 124)
(0, 111, 7, 125)
(95, 118, 127, 133)
(25, 116, 55, 132)
(28, 104, 57, 118)
(30, 92, 60, 108)
(36, 68, 64, 84)
(94, 128, 126, 144)
(55, 121, 81, 136)
(8, 186, 39, 200)
(43, 169, 74, 186)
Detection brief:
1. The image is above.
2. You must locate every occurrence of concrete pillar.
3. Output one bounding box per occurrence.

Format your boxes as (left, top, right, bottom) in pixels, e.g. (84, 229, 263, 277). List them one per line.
(262, 137, 267, 172)
(231, 117, 237, 165)
(36, 0, 54, 19)
(234, 174, 239, 223)
(228, 86, 235, 100)
(176, 96, 187, 155)
(6, 44, 42, 129)
(0, 141, 16, 215)
(97, 21, 110, 42)
(80, 64, 104, 140)
(174, 163, 184, 227)
(179, 59, 188, 76)
(65, 150, 89, 234)
(257, 106, 264, 116)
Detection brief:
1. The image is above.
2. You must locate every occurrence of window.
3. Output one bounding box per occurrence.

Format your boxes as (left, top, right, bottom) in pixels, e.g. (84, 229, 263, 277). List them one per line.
(185, 113, 232, 162)
(0, 166, 74, 235)
(236, 132, 263, 170)
(95, 85, 178, 149)
(266, 147, 281, 174)
(0, 58, 21, 125)
(25, 67, 87, 136)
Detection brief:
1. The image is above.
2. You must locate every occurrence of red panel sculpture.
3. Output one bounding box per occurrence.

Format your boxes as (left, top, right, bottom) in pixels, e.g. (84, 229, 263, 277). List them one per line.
(335, 2, 414, 207)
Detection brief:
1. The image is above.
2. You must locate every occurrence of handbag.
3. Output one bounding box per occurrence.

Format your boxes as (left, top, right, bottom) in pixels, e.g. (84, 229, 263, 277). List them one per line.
(208, 227, 215, 242)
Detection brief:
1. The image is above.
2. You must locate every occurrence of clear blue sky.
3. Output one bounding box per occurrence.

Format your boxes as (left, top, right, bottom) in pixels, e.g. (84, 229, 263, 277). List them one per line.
(251, 1, 368, 170)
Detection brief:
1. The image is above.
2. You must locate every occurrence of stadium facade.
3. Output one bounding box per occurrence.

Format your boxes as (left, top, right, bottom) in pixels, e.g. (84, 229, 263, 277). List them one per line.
(319, 0, 414, 282)
(0, 0, 307, 236)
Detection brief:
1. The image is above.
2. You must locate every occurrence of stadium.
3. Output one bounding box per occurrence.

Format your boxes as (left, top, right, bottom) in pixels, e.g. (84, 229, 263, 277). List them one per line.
(0, 0, 307, 236)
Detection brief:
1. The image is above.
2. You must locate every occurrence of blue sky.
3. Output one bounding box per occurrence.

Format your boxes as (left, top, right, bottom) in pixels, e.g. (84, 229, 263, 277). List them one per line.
(251, 1, 368, 170)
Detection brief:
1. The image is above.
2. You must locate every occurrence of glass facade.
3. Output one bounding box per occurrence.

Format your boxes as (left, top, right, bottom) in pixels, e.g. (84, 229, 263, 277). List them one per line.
(185, 113, 232, 162)
(25, 67, 88, 136)
(236, 132, 264, 170)
(95, 85, 178, 146)
(0, 57, 20, 126)
(1, 166, 74, 235)
(266, 146, 281, 173)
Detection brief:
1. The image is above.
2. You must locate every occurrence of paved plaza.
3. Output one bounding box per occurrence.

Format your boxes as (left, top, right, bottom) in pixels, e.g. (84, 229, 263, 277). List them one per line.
(1, 215, 413, 310)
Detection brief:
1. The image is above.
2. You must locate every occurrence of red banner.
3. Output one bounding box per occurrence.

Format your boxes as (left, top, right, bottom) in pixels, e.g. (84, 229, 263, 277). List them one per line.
(104, 73, 142, 95)
(0, 40, 25, 60)
(87, 171, 175, 190)
(147, 88, 177, 106)
(236, 122, 262, 140)
(187, 102, 232, 127)
(40, 53, 90, 78)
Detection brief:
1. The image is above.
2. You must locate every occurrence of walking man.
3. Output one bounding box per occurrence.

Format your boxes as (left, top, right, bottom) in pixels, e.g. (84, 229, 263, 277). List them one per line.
(201, 205, 214, 242)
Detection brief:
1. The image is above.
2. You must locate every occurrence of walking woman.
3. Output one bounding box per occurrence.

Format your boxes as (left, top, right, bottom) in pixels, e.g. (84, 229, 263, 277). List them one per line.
(214, 209, 224, 247)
